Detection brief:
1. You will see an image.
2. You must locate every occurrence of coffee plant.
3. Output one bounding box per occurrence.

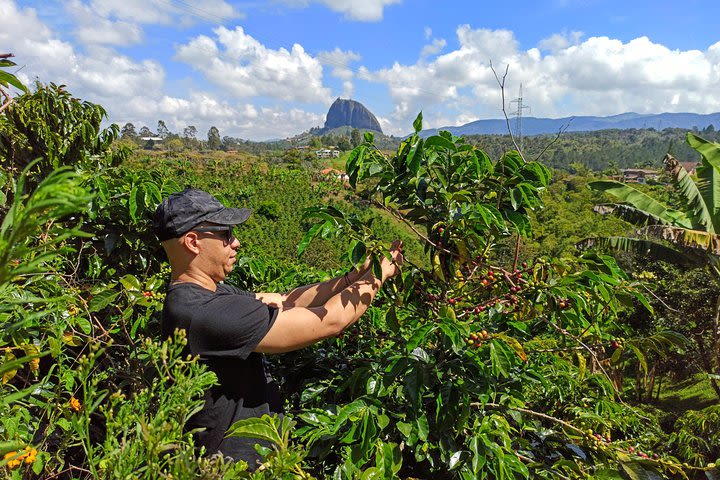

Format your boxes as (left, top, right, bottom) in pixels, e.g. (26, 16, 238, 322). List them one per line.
(0, 79, 717, 479)
(280, 114, 716, 479)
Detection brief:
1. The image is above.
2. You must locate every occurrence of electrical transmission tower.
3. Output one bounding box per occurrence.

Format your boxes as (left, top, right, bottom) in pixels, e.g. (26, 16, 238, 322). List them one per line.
(510, 84, 530, 152)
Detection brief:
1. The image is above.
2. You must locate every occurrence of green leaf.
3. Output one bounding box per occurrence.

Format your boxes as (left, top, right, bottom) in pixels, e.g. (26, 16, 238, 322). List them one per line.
(593, 468, 626, 479)
(626, 289, 654, 314)
(128, 184, 139, 222)
(448, 450, 464, 470)
(489, 340, 512, 378)
(407, 324, 434, 351)
(396, 421, 412, 438)
(0, 70, 28, 93)
(683, 133, 720, 232)
(413, 111, 423, 133)
(360, 467, 382, 480)
(88, 289, 120, 312)
(495, 333, 527, 362)
(378, 442, 402, 474)
(415, 414, 429, 442)
(0, 442, 24, 456)
(297, 222, 324, 258)
(350, 240, 366, 266)
(577, 236, 698, 266)
(75, 317, 92, 335)
(576, 352, 586, 381)
(406, 139, 422, 175)
(404, 363, 424, 410)
(226, 415, 282, 446)
(469, 436, 487, 473)
(627, 344, 648, 375)
(424, 135, 457, 151)
(1, 383, 40, 406)
(620, 461, 664, 480)
(589, 180, 692, 228)
(385, 306, 400, 333)
(119, 274, 142, 291)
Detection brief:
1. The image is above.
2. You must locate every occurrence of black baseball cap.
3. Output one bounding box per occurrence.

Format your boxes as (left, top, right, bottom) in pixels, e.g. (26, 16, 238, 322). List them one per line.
(153, 188, 252, 241)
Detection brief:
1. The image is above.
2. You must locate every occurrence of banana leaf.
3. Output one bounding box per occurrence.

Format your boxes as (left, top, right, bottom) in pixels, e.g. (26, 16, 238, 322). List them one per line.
(589, 180, 692, 228)
(644, 225, 720, 256)
(576, 236, 701, 266)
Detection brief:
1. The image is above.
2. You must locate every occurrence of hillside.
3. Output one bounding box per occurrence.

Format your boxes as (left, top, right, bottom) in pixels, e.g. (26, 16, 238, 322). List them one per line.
(465, 127, 720, 171)
(421, 112, 720, 137)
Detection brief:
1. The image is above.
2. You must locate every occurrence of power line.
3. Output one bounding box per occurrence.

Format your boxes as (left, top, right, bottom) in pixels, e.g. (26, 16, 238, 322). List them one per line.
(510, 84, 530, 150)
(154, 0, 238, 25)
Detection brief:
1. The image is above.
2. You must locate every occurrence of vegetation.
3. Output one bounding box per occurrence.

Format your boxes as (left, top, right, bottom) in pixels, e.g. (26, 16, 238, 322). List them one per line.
(586, 133, 720, 399)
(467, 127, 720, 172)
(1, 74, 718, 479)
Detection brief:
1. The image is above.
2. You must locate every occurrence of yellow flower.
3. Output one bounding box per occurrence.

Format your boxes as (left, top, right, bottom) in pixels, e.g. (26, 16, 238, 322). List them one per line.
(3, 451, 21, 469)
(69, 396, 82, 412)
(24, 449, 37, 465)
(3, 446, 38, 469)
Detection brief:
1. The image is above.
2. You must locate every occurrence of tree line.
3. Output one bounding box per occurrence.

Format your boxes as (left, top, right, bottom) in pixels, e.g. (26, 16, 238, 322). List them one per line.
(119, 120, 375, 156)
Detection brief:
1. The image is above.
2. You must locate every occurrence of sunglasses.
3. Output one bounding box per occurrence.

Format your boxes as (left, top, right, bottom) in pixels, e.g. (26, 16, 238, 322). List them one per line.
(192, 226, 236, 245)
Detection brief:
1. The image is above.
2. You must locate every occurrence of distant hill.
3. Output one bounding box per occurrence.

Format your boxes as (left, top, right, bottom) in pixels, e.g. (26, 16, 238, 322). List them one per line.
(420, 112, 720, 137)
(464, 127, 720, 172)
(323, 98, 383, 133)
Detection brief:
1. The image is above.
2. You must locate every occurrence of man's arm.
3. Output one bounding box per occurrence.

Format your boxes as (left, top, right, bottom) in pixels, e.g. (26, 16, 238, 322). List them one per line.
(255, 241, 401, 309)
(254, 242, 402, 354)
(254, 264, 367, 309)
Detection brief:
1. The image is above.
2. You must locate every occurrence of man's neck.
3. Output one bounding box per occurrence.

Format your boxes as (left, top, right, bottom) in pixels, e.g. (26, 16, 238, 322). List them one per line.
(172, 270, 217, 292)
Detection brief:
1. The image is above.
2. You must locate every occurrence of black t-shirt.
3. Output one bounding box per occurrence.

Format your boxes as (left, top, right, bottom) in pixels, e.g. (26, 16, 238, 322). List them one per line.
(161, 282, 280, 468)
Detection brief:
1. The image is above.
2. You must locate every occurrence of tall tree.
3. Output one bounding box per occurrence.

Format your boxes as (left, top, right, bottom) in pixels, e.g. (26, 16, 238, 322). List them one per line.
(156, 120, 170, 139)
(350, 128, 361, 147)
(0, 82, 122, 178)
(120, 122, 137, 139)
(337, 136, 351, 151)
(587, 132, 720, 398)
(222, 136, 238, 151)
(207, 126, 221, 150)
(182, 125, 197, 140)
(138, 126, 153, 137)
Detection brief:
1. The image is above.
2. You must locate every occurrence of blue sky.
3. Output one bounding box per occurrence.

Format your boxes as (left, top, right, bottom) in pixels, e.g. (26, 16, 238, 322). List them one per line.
(3, 0, 720, 140)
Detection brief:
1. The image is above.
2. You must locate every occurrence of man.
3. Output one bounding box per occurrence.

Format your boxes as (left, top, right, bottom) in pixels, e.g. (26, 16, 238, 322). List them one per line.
(152, 188, 403, 468)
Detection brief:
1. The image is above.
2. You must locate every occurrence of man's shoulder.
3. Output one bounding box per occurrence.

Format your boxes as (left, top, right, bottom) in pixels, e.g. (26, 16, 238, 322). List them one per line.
(216, 283, 255, 297)
(165, 282, 261, 317)
(166, 282, 254, 298)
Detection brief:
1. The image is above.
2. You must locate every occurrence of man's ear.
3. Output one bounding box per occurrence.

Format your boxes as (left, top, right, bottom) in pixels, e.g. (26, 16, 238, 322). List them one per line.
(182, 232, 202, 254)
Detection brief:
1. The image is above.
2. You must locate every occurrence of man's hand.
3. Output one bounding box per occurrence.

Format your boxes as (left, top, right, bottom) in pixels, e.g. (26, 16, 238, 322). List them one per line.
(380, 240, 404, 282)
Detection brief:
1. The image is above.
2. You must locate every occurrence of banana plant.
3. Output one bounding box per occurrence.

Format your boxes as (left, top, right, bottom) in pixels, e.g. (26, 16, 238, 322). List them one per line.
(586, 133, 720, 267)
(586, 132, 720, 399)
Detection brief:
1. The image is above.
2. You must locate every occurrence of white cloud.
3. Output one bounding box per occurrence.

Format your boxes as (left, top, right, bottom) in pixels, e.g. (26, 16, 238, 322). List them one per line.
(420, 38, 446, 58)
(176, 26, 332, 104)
(0, 0, 165, 103)
(66, 0, 143, 46)
(362, 25, 720, 130)
(538, 31, 584, 52)
(6, 0, 720, 140)
(114, 92, 325, 140)
(278, 0, 401, 21)
(318, 48, 361, 97)
(1, 1, 326, 140)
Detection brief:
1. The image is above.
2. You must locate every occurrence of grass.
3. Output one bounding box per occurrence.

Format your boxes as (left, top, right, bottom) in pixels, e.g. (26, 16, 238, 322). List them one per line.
(653, 373, 718, 413)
